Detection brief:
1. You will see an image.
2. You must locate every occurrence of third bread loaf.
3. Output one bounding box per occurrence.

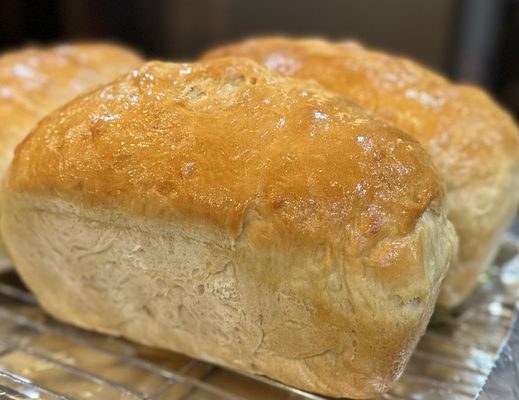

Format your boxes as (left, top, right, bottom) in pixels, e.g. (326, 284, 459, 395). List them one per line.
(2, 58, 456, 398)
(0, 42, 142, 256)
(202, 37, 519, 307)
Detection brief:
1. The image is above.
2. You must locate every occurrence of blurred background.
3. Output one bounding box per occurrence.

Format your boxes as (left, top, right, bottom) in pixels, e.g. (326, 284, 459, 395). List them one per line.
(0, 0, 518, 118)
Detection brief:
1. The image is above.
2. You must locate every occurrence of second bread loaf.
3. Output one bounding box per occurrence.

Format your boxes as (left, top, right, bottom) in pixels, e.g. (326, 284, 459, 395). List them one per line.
(202, 37, 519, 307)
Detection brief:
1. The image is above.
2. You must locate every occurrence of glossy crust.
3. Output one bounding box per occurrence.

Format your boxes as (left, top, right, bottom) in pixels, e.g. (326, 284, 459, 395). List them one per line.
(2, 58, 456, 398)
(0, 42, 143, 255)
(8, 58, 443, 242)
(202, 37, 519, 306)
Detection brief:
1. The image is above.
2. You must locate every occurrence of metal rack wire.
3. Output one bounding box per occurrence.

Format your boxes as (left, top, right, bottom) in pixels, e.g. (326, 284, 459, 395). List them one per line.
(0, 235, 518, 400)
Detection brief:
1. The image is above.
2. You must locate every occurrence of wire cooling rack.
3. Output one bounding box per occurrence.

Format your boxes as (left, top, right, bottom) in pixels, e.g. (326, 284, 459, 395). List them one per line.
(0, 235, 518, 400)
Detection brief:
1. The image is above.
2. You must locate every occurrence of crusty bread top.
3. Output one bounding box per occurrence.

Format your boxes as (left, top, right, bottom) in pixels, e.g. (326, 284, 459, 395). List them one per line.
(0, 43, 142, 156)
(201, 37, 519, 190)
(7, 58, 444, 254)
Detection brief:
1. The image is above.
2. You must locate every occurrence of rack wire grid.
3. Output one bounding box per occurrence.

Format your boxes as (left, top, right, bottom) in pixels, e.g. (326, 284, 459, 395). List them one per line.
(0, 234, 518, 400)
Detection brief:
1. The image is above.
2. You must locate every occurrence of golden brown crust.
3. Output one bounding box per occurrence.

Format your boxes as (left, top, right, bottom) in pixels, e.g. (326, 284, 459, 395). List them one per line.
(8, 58, 442, 252)
(0, 42, 143, 164)
(202, 37, 519, 188)
(202, 37, 519, 306)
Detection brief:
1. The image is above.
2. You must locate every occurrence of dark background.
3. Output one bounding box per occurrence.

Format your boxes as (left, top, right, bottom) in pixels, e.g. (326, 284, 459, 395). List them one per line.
(0, 0, 518, 118)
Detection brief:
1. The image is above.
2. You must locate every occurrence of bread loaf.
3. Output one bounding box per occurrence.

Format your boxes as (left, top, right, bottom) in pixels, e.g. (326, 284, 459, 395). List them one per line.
(201, 37, 519, 307)
(0, 42, 142, 256)
(1, 58, 456, 398)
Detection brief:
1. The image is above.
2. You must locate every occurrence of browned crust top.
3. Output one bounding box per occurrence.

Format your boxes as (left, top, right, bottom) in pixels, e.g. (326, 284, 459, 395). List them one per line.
(0, 42, 142, 152)
(7, 58, 443, 253)
(202, 37, 519, 189)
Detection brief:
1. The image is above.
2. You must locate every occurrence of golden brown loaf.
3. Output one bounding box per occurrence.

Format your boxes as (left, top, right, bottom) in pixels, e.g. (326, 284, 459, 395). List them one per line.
(0, 42, 143, 255)
(2, 58, 456, 398)
(202, 37, 519, 307)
